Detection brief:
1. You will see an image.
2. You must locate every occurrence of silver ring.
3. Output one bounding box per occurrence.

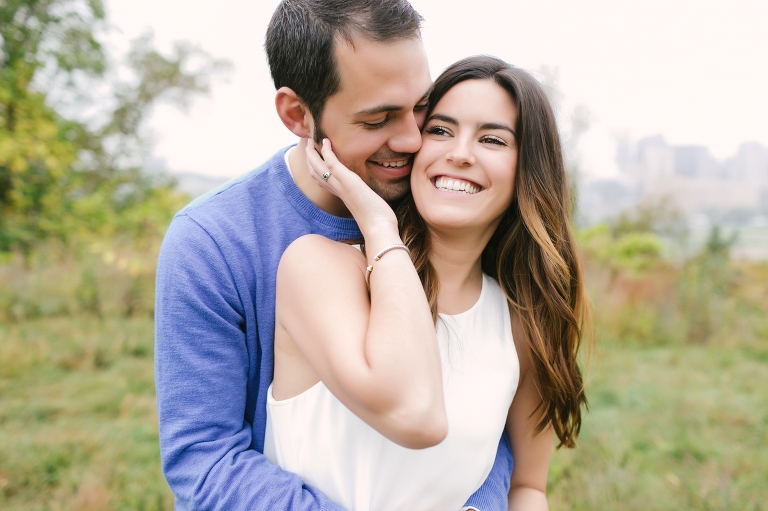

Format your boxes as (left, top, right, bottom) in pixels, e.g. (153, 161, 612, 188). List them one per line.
(322, 171, 330, 182)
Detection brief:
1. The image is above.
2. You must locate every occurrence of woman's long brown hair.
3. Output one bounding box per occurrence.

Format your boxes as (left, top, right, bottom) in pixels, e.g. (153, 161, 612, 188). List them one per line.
(396, 56, 591, 449)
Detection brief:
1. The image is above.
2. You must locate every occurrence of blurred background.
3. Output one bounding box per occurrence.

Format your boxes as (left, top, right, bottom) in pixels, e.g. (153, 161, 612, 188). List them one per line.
(1, 0, 766, 509)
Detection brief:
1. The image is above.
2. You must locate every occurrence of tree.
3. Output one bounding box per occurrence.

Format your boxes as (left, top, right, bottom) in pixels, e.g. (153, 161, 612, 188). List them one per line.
(0, 0, 229, 252)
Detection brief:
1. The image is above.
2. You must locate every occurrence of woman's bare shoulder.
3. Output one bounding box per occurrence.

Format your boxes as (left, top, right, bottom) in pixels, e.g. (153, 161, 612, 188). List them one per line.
(279, 234, 367, 282)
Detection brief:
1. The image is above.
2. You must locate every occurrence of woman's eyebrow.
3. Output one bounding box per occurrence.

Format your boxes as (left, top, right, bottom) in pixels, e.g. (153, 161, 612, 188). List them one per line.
(479, 122, 516, 136)
(426, 113, 458, 125)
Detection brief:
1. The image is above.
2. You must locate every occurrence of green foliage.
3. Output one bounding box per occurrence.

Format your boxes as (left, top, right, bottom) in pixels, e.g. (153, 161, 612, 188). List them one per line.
(1, 0, 105, 250)
(581, 224, 663, 274)
(581, 203, 767, 347)
(677, 226, 740, 344)
(75, 265, 101, 316)
(0, 0, 228, 253)
(0, 0, 206, 323)
(0, 91, 80, 249)
(579, 198, 691, 276)
(0, 238, 162, 321)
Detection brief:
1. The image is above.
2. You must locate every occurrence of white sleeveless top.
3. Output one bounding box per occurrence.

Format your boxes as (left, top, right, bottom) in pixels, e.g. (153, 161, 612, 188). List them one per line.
(264, 273, 519, 511)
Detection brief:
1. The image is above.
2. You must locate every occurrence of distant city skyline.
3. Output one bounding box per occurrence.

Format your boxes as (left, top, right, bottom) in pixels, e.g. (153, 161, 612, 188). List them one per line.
(579, 136, 767, 226)
(108, 0, 768, 179)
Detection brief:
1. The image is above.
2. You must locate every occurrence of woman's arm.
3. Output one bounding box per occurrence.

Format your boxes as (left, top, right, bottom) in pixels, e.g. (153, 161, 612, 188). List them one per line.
(505, 312, 554, 511)
(274, 140, 447, 449)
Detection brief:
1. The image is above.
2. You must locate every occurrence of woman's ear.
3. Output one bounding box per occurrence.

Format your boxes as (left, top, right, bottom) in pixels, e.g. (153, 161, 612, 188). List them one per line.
(275, 87, 314, 139)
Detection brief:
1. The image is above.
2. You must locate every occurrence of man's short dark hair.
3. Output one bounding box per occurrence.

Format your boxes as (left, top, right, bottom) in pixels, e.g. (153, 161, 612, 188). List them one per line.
(265, 0, 423, 142)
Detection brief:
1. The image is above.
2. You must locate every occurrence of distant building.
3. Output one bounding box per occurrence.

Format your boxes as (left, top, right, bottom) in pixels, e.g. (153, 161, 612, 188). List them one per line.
(613, 136, 767, 216)
(672, 146, 719, 178)
(576, 136, 768, 259)
(724, 142, 768, 183)
(577, 136, 768, 227)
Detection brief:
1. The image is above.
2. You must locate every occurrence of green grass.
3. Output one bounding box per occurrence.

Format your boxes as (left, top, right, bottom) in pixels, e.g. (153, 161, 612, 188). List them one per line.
(0, 316, 172, 511)
(1, 313, 766, 509)
(548, 340, 768, 510)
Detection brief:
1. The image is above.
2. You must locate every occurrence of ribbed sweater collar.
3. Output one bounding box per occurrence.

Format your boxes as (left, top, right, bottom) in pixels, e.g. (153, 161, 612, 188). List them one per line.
(272, 145, 361, 238)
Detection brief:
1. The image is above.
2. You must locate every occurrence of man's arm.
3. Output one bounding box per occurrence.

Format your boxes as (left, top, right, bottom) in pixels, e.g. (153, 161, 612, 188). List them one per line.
(462, 433, 514, 511)
(155, 215, 344, 511)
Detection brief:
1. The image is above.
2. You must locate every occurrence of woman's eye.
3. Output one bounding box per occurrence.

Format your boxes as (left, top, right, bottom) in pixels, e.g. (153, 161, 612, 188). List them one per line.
(481, 135, 507, 146)
(425, 126, 450, 136)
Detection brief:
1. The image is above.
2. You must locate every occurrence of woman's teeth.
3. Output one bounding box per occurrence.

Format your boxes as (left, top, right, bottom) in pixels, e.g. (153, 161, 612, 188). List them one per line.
(434, 176, 481, 194)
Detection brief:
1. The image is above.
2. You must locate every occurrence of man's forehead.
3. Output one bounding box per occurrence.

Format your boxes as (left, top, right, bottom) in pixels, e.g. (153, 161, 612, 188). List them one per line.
(332, 35, 431, 113)
(333, 32, 426, 66)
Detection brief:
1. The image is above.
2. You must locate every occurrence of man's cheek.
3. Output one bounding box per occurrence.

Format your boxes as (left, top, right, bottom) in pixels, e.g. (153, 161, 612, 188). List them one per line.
(415, 111, 427, 130)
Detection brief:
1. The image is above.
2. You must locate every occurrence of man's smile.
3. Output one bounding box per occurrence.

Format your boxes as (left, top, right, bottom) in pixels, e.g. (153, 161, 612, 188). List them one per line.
(372, 159, 409, 168)
(368, 157, 413, 178)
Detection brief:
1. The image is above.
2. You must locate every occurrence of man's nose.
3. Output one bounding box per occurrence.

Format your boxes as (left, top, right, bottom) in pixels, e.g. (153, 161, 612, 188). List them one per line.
(389, 112, 423, 155)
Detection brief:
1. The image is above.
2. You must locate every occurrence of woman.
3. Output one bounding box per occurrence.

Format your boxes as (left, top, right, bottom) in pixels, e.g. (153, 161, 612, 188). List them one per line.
(264, 56, 590, 510)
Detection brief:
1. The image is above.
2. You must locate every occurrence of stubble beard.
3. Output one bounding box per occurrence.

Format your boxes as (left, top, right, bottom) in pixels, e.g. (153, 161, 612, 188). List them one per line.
(363, 169, 411, 203)
(314, 123, 411, 203)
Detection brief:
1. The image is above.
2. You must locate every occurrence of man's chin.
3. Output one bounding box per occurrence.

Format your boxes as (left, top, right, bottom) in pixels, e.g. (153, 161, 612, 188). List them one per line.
(367, 176, 411, 203)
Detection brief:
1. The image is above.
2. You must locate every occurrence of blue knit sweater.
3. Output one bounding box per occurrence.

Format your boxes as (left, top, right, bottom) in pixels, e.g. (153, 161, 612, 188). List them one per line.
(155, 146, 513, 510)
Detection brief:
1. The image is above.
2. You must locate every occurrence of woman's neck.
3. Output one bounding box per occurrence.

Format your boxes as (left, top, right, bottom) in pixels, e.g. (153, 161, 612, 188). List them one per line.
(428, 225, 496, 315)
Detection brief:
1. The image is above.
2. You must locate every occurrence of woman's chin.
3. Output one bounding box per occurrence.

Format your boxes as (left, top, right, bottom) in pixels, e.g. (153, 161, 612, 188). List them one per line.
(422, 211, 485, 234)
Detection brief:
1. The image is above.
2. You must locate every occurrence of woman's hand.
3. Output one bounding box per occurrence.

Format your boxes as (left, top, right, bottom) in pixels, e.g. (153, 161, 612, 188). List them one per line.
(305, 138, 399, 238)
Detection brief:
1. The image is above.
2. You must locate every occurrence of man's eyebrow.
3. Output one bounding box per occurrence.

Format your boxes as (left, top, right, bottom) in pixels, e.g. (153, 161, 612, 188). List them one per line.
(354, 91, 431, 117)
(353, 105, 403, 116)
(426, 113, 458, 125)
(479, 122, 516, 136)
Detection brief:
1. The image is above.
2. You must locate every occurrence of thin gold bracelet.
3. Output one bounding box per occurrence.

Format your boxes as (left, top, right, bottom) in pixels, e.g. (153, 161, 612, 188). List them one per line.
(365, 244, 410, 286)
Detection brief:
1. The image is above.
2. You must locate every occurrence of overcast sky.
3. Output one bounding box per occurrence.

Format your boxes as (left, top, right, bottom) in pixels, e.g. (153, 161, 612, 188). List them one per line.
(108, 0, 768, 178)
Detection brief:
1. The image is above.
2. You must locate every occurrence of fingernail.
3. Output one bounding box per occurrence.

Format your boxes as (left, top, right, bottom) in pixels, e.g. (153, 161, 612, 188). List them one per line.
(323, 138, 329, 146)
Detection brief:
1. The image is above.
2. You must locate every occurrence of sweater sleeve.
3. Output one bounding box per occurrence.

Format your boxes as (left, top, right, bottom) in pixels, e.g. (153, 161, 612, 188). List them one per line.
(155, 215, 344, 511)
(463, 433, 514, 511)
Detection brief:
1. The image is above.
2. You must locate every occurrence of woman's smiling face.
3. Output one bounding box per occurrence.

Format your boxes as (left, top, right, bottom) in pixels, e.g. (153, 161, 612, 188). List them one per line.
(411, 79, 519, 237)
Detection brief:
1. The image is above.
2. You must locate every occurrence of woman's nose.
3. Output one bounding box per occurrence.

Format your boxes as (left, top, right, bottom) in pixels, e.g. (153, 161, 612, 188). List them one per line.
(446, 138, 476, 166)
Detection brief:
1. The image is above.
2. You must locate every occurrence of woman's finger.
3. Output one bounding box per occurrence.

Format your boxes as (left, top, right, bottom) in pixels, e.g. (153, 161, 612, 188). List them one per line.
(305, 142, 330, 181)
(320, 139, 342, 170)
(305, 140, 341, 195)
(305, 141, 324, 174)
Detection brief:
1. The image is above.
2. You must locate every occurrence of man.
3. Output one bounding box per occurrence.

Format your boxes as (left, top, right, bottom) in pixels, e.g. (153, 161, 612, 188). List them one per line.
(155, 1, 513, 509)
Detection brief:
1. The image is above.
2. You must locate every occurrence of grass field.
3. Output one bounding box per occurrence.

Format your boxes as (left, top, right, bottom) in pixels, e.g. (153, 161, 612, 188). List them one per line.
(549, 340, 768, 510)
(0, 317, 173, 511)
(2, 312, 766, 510)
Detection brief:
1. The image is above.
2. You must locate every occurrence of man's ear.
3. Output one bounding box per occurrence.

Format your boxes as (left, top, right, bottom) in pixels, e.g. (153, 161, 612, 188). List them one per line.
(275, 87, 314, 138)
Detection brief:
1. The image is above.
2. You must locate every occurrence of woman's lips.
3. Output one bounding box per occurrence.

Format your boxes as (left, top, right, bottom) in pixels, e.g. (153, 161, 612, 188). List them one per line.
(432, 175, 482, 194)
